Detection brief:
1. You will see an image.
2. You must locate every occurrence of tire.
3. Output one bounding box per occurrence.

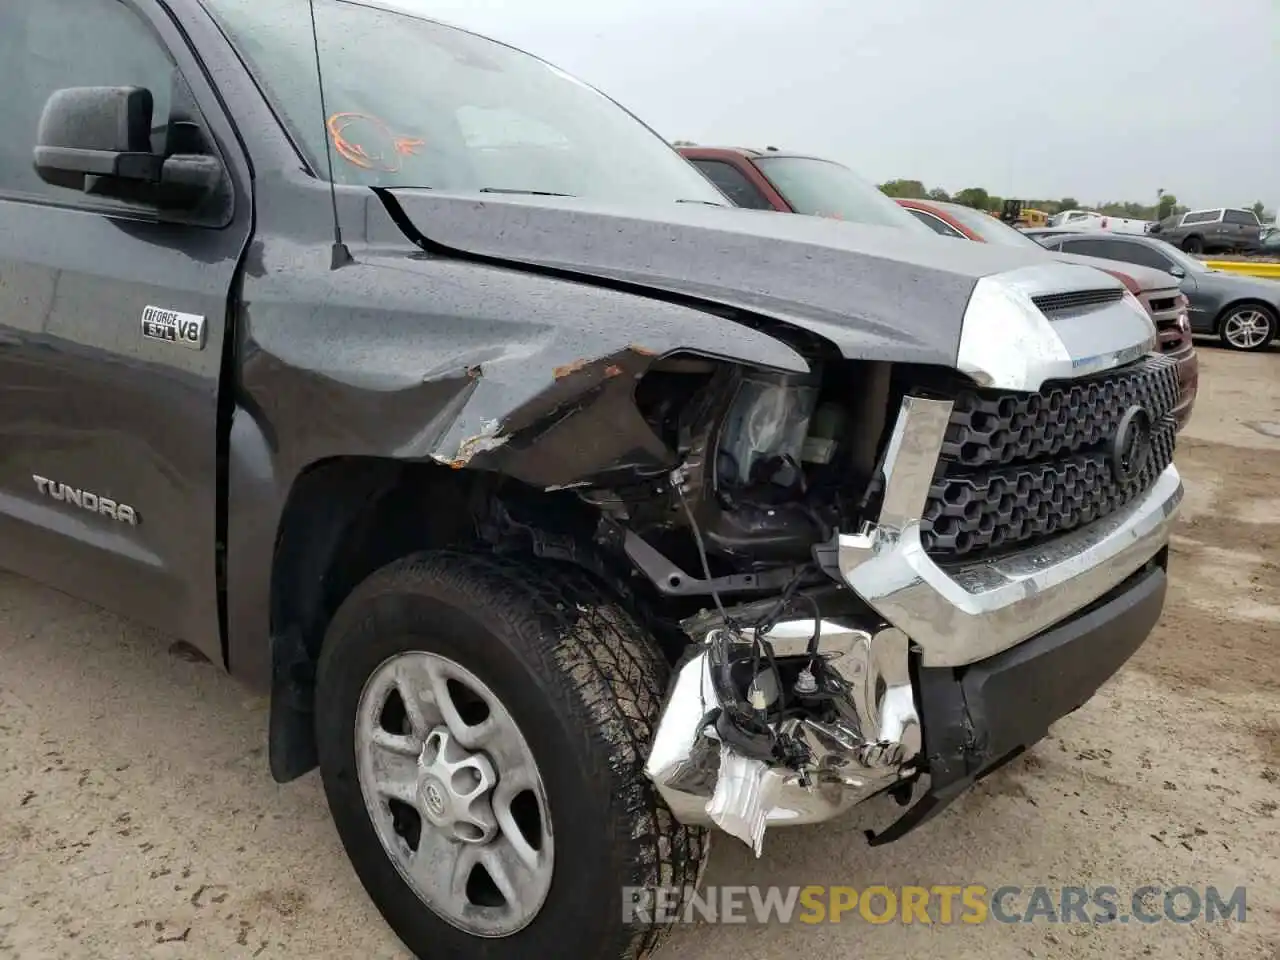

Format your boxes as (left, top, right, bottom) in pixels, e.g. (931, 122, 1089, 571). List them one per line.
(1181, 235, 1203, 254)
(315, 550, 708, 960)
(1217, 303, 1277, 352)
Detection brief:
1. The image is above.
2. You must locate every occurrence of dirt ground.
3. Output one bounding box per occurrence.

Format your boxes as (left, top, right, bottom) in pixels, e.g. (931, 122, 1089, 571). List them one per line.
(2, 345, 1278, 960)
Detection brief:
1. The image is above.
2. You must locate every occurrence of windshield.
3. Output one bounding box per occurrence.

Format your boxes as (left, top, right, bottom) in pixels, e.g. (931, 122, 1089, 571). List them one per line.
(1150, 237, 1209, 273)
(752, 157, 933, 233)
(940, 204, 1044, 249)
(201, 0, 726, 204)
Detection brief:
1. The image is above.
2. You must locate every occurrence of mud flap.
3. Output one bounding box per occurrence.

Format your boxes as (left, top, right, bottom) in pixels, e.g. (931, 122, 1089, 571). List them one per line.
(268, 626, 318, 783)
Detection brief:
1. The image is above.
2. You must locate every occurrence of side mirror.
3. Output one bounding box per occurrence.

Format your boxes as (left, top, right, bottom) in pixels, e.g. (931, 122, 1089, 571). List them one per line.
(1169, 265, 1186, 278)
(33, 86, 220, 210)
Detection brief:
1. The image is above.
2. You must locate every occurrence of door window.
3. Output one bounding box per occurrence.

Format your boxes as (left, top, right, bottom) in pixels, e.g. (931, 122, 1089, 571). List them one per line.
(690, 159, 774, 210)
(908, 208, 966, 238)
(1058, 237, 1125, 260)
(0, 0, 176, 203)
(1101, 242, 1174, 272)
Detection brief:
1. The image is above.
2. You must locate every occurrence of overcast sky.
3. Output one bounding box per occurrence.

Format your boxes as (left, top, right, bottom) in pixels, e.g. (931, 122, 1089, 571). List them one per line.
(390, 0, 1278, 212)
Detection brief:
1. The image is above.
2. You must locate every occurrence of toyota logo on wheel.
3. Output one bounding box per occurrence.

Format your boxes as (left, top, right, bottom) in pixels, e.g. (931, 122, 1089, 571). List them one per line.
(423, 782, 446, 816)
(1110, 405, 1153, 485)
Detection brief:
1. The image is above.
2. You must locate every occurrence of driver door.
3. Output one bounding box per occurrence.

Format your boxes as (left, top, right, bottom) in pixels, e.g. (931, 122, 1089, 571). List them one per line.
(0, 0, 251, 663)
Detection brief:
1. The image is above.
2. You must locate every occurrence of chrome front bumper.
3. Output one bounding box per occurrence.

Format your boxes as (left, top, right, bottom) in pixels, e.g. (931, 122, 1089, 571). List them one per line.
(838, 395, 1184, 667)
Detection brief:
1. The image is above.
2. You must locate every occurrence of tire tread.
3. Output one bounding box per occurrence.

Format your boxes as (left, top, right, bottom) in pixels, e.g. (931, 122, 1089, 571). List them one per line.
(317, 549, 708, 960)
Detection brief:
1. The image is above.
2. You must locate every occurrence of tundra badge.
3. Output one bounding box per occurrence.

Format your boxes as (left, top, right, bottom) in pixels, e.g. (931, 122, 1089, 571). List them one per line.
(141, 305, 206, 350)
(33, 475, 139, 525)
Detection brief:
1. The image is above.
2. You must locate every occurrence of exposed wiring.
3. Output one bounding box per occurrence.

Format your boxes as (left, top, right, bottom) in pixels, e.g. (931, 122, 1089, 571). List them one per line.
(798, 593, 823, 659)
(675, 471, 828, 731)
(751, 567, 807, 637)
(676, 476, 771, 735)
(675, 455, 844, 757)
(674, 477, 734, 630)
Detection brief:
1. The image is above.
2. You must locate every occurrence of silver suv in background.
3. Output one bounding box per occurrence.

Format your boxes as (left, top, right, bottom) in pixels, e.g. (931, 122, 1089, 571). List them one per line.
(1149, 207, 1263, 255)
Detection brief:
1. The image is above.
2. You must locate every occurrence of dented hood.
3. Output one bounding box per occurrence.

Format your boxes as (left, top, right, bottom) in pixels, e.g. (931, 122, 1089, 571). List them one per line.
(379, 189, 1081, 368)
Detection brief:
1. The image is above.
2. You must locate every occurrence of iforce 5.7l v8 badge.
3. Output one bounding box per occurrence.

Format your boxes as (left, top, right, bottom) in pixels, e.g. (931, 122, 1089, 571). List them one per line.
(141, 305, 206, 351)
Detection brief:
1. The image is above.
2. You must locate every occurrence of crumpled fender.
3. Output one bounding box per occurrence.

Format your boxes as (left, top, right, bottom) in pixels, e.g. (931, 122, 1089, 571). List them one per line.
(429, 329, 804, 487)
(241, 204, 808, 492)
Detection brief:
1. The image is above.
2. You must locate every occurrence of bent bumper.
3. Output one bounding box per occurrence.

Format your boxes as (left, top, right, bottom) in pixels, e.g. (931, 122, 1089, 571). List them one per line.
(923, 558, 1165, 785)
(868, 557, 1166, 844)
(838, 395, 1183, 667)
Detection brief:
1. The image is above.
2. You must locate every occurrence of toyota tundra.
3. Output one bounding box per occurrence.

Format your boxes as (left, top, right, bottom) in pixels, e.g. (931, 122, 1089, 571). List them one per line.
(0, 1, 1183, 958)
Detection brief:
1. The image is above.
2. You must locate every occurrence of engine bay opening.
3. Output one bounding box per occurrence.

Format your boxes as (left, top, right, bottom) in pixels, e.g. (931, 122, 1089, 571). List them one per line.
(626, 354, 898, 573)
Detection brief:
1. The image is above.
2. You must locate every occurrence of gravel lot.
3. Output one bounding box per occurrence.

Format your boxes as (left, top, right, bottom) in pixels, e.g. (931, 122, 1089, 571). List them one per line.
(2, 345, 1277, 960)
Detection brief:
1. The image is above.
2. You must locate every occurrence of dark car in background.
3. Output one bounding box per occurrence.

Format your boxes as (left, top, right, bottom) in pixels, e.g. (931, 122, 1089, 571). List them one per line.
(1147, 207, 1264, 255)
(901, 199, 1199, 428)
(1029, 230, 1280, 352)
(1260, 226, 1280, 255)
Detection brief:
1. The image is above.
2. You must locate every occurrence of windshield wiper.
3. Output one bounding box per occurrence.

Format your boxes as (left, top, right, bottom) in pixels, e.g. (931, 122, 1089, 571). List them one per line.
(478, 187, 575, 197)
(676, 199, 727, 206)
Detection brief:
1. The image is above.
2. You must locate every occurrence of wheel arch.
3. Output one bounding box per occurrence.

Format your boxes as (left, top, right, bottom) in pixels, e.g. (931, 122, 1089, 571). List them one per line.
(261, 454, 649, 783)
(265, 456, 490, 782)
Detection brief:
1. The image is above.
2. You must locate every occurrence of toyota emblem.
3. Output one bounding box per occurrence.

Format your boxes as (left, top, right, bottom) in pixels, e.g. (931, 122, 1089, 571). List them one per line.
(423, 782, 446, 816)
(1110, 406, 1152, 485)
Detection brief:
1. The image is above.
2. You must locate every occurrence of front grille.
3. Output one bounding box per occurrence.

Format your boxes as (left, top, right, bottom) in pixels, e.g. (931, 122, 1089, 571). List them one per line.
(1031, 288, 1125, 315)
(1143, 292, 1191, 354)
(922, 354, 1180, 560)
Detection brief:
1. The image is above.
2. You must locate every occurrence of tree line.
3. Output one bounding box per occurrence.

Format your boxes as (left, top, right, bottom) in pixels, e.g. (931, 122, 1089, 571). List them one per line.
(877, 179, 1272, 223)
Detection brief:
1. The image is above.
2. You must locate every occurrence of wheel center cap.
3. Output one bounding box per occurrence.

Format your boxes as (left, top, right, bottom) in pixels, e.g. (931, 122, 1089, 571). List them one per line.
(419, 775, 450, 822)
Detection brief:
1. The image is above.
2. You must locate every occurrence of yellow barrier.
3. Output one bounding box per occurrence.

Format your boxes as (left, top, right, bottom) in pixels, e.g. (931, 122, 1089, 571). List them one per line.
(1201, 259, 1280, 279)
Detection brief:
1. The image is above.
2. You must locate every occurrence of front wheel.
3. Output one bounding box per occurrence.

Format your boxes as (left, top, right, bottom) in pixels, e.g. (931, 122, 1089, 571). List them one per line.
(1181, 236, 1204, 254)
(1218, 304, 1276, 351)
(314, 550, 707, 959)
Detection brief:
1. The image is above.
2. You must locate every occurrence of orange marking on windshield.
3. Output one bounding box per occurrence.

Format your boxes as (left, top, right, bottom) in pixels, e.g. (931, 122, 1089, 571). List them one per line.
(327, 112, 424, 173)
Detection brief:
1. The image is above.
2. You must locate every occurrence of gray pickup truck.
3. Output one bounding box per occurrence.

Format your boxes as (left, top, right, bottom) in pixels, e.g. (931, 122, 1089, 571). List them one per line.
(1149, 207, 1264, 254)
(1, 1, 1183, 958)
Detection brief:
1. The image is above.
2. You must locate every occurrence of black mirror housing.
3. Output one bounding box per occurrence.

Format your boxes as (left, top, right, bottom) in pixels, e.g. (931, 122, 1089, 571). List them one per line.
(34, 86, 162, 189)
(32, 85, 223, 212)
(31, 85, 224, 213)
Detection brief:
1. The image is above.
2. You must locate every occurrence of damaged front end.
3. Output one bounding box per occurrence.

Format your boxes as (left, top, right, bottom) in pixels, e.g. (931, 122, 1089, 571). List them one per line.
(623, 353, 935, 855)
(369, 196, 1182, 856)
(629, 271, 1183, 857)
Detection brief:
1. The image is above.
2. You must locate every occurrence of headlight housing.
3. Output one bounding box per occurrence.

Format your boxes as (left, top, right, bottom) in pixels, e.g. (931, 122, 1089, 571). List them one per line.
(957, 266, 1156, 392)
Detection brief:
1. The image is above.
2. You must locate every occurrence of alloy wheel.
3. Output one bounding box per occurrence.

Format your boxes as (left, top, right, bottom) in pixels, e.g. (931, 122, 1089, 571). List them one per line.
(354, 651, 554, 938)
(1221, 308, 1274, 350)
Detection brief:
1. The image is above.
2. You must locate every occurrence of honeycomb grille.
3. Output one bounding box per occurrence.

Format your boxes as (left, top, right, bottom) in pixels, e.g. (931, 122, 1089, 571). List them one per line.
(922, 354, 1180, 561)
(939, 354, 1181, 468)
(923, 417, 1175, 558)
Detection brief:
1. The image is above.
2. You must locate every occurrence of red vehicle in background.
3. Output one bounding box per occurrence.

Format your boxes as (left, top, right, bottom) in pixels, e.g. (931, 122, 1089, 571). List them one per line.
(676, 146, 929, 230)
(898, 198, 1198, 430)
